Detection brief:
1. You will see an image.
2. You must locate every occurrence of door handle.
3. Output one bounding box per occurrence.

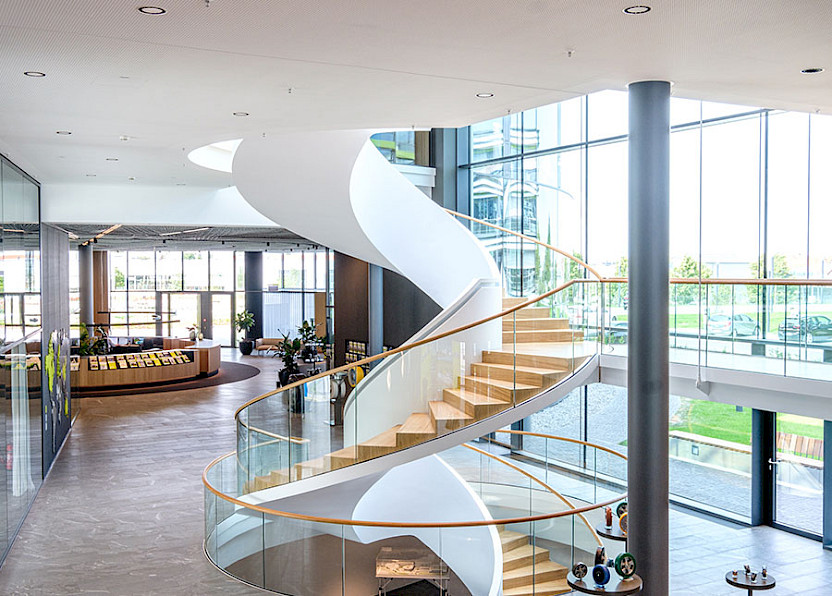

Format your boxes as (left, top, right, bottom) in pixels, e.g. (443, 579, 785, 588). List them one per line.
(768, 458, 780, 469)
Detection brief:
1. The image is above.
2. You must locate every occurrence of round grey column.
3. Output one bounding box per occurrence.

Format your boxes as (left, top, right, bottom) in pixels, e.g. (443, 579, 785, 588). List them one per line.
(78, 243, 94, 327)
(627, 80, 670, 595)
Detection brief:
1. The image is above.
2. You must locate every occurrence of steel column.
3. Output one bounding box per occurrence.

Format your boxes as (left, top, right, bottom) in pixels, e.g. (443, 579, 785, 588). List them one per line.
(627, 80, 671, 595)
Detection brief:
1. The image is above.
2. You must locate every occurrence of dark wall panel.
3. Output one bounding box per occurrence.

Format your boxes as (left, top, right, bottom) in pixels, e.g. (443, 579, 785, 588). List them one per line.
(382, 269, 441, 348)
(40, 224, 71, 473)
(333, 252, 368, 367)
(244, 251, 264, 339)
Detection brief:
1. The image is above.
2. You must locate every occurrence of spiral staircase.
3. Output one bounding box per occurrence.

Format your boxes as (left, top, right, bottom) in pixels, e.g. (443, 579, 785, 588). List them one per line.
(202, 131, 611, 595)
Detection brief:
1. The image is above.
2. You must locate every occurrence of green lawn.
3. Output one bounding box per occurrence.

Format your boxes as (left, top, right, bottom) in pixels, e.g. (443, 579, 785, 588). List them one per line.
(670, 400, 824, 446)
(615, 311, 832, 332)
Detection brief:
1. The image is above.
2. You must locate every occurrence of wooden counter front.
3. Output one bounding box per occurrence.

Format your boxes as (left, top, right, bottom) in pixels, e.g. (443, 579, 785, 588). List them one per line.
(72, 338, 221, 390)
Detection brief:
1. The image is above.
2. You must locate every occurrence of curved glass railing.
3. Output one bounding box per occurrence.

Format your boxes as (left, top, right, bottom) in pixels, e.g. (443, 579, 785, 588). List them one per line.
(204, 433, 628, 595)
(234, 211, 604, 495)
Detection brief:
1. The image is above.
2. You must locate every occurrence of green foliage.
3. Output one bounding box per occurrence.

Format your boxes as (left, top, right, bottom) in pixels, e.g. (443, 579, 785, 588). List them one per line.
(609, 257, 628, 306)
(671, 255, 712, 305)
(297, 319, 320, 345)
(277, 333, 302, 374)
(78, 323, 109, 356)
(113, 267, 126, 290)
(234, 310, 255, 333)
(748, 255, 794, 303)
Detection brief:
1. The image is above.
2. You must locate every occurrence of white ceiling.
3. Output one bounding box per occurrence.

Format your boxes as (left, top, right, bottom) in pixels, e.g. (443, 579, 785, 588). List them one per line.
(1, 0, 830, 188)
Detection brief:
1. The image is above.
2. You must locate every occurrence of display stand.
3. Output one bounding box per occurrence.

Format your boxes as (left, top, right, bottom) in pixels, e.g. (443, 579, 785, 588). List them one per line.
(567, 572, 642, 595)
(596, 521, 628, 544)
(725, 571, 775, 595)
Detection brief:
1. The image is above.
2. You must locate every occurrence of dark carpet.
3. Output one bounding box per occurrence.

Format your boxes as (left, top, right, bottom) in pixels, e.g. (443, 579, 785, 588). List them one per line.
(75, 361, 261, 397)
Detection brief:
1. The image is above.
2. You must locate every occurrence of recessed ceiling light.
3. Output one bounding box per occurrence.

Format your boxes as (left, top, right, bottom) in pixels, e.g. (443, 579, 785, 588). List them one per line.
(86, 174, 96, 177)
(623, 5, 651, 14)
(801, 67, 824, 75)
(233, 111, 250, 117)
(128, 176, 136, 181)
(138, 6, 166, 15)
(56, 130, 72, 135)
(24, 71, 45, 78)
(119, 135, 130, 142)
(105, 157, 119, 161)
(175, 183, 187, 186)
(476, 93, 494, 98)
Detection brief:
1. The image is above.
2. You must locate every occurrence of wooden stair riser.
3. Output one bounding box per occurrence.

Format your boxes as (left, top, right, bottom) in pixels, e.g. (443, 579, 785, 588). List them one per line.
(500, 531, 530, 552)
(482, 350, 576, 370)
(356, 443, 398, 461)
(504, 546, 550, 572)
(502, 297, 529, 308)
(462, 376, 539, 402)
(427, 401, 473, 433)
(502, 318, 570, 331)
(503, 563, 568, 589)
(442, 389, 510, 419)
(470, 362, 567, 387)
(508, 306, 552, 319)
(502, 329, 583, 344)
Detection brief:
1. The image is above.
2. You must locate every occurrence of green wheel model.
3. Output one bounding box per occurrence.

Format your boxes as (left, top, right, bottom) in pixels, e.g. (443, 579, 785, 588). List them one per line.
(614, 552, 637, 579)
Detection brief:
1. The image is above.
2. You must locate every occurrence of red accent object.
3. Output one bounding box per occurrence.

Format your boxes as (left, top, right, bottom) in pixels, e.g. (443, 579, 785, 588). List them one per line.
(605, 506, 613, 528)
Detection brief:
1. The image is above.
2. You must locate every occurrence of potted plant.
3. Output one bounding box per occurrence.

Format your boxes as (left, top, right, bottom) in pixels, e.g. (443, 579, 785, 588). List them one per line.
(297, 319, 321, 362)
(235, 310, 256, 355)
(78, 323, 109, 356)
(276, 332, 302, 386)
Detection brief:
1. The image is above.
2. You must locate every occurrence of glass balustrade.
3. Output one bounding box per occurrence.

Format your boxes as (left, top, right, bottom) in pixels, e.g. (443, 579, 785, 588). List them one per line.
(204, 433, 628, 596)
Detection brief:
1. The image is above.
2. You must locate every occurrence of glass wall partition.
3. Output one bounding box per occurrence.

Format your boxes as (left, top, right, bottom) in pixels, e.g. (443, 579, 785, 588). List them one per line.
(0, 154, 42, 566)
(105, 248, 328, 346)
(466, 92, 832, 383)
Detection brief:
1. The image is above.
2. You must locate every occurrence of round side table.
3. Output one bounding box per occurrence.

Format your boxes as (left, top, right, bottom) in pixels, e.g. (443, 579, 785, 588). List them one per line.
(567, 572, 642, 595)
(595, 521, 628, 543)
(725, 571, 775, 595)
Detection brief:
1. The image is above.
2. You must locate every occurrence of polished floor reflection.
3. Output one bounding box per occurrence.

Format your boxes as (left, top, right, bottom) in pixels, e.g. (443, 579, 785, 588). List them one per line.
(0, 349, 828, 594)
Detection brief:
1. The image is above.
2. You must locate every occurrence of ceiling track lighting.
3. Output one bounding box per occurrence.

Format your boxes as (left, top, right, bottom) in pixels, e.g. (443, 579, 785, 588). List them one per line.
(80, 224, 122, 247)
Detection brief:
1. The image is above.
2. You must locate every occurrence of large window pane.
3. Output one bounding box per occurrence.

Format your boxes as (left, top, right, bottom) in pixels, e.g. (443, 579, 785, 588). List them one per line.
(210, 251, 234, 291)
(264, 253, 283, 290)
(586, 141, 627, 271)
(127, 251, 155, 290)
(470, 113, 523, 163)
(303, 252, 315, 291)
(669, 397, 751, 519)
(183, 251, 208, 291)
(532, 97, 584, 152)
(110, 251, 127, 291)
(587, 90, 627, 141)
(155, 251, 182, 291)
(283, 253, 302, 289)
(774, 413, 823, 534)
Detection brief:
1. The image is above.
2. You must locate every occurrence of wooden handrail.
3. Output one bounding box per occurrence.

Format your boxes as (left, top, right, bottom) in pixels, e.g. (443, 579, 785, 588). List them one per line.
(234, 277, 595, 418)
(203, 440, 627, 528)
(599, 277, 832, 286)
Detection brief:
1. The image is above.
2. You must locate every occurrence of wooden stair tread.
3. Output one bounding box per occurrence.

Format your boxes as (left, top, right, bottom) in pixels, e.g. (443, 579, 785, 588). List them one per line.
(428, 401, 473, 421)
(444, 387, 510, 405)
(360, 425, 402, 448)
(463, 375, 538, 391)
(397, 413, 436, 435)
(472, 361, 567, 376)
(502, 580, 570, 596)
(499, 530, 529, 551)
(503, 544, 549, 570)
(503, 560, 566, 579)
(327, 445, 358, 460)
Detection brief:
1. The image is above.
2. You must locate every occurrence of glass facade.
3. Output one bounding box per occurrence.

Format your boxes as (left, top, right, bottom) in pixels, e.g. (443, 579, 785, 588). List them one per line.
(0, 155, 42, 564)
(104, 249, 330, 344)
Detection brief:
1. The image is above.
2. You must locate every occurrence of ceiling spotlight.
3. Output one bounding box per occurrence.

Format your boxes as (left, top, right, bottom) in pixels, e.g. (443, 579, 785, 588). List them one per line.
(476, 93, 494, 98)
(119, 135, 130, 142)
(233, 111, 250, 117)
(138, 6, 166, 15)
(623, 5, 651, 14)
(56, 130, 72, 135)
(106, 157, 119, 162)
(175, 183, 186, 186)
(86, 174, 97, 177)
(128, 176, 136, 181)
(801, 67, 825, 74)
(24, 71, 45, 77)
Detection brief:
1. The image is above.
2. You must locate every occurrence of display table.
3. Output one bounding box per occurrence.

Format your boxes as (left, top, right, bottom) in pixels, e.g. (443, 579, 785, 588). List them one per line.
(596, 521, 628, 543)
(725, 571, 775, 595)
(71, 337, 221, 390)
(567, 572, 642, 595)
(376, 547, 448, 595)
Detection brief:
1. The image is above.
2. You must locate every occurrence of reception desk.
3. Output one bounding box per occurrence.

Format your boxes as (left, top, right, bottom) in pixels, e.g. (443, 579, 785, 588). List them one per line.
(71, 338, 221, 391)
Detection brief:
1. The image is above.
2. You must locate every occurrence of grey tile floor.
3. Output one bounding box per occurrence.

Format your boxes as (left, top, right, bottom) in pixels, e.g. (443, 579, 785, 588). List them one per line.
(0, 349, 828, 595)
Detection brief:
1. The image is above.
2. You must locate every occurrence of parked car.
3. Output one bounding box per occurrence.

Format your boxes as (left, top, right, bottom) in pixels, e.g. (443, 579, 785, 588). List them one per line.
(706, 314, 760, 337)
(777, 315, 832, 343)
